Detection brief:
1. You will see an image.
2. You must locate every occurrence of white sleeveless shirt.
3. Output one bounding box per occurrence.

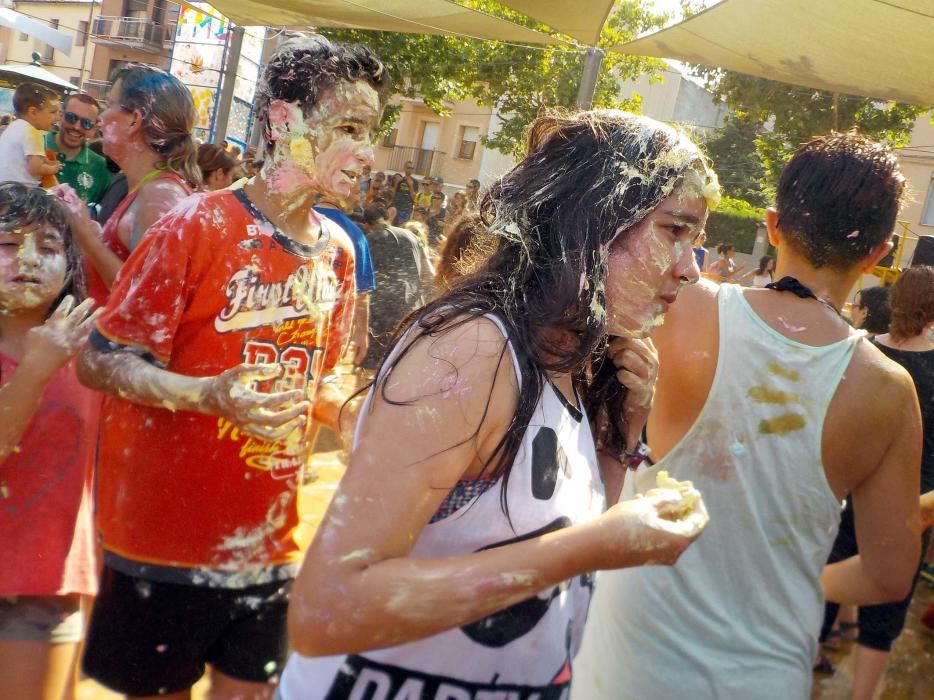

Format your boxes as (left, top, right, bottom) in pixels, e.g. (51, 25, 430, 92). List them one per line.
(280, 315, 606, 699)
(572, 284, 858, 700)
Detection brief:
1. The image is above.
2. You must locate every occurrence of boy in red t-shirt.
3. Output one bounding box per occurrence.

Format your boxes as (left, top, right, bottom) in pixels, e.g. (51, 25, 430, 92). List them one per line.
(77, 36, 390, 699)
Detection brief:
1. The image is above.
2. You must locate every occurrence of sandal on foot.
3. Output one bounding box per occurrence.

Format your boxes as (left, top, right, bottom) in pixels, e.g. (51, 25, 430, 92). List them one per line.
(813, 654, 836, 674)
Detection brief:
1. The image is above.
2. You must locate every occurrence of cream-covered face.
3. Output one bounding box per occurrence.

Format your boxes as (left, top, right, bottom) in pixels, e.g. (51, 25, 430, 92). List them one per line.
(268, 80, 380, 201)
(0, 225, 68, 314)
(605, 185, 707, 338)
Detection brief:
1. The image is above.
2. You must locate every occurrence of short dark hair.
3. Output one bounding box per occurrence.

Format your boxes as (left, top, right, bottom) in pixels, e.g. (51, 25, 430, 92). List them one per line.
(776, 131, 905, 270)
(13, 82, 57, 116)
(855, 285, 891, 334)
(467, 178, 480, 187)
(256, 35, 390, 151)
(364, 203, 387, 224)
(888, 266, 934, 340)
(64, 92, 100, 113)
(717, 243, 734, 255)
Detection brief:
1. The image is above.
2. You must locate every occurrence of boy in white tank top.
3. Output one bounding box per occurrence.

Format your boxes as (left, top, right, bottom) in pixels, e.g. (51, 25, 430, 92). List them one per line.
(573, 132, 923, 699)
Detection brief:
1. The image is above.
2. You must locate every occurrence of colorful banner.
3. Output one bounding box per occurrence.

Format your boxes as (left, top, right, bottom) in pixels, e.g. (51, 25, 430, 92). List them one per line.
(170, 2, 264, 137)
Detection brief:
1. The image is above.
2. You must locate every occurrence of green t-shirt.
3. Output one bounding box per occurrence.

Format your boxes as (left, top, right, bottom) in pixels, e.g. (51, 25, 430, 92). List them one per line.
(45, 132, 112, 205)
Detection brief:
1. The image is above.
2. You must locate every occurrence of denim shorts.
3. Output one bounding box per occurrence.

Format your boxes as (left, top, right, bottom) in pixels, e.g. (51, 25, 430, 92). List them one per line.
(0, 595, 84, 644)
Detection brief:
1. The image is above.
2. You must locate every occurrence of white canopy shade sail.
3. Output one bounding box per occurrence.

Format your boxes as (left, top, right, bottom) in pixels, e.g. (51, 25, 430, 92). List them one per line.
(614, 0, 934, 106)
(207, 0, 563, 44)
(497, 0, 615, 44)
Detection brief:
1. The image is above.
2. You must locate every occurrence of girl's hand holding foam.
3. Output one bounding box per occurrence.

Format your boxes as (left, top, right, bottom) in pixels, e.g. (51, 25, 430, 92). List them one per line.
(201, 363, 310, 443)
(591, 473, 708, 570)
(21, 295, 98, 378)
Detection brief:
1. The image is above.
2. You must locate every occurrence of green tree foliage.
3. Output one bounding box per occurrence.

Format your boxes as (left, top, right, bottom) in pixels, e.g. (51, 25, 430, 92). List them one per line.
(695, 70, 927, 188)
(705, 195, 766, 254)
(701, 114, 769, 208)
(316, 1, 666, 156)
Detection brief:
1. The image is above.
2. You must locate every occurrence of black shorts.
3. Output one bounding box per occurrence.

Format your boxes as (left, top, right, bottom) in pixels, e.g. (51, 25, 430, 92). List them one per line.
(820, 499, 932, 651)
(82, 565, 290, 696)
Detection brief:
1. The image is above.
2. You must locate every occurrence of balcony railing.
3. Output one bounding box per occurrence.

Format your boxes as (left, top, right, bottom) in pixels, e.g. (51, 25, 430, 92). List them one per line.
(91, 16, 172, 53)
(82, 79, 112, 102)
(384, 145, 446, 177)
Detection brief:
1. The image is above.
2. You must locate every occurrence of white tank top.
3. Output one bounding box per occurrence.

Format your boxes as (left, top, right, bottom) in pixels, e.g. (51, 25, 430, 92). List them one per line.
(572, 284, 858, 700)
(280, 314, 606, 699)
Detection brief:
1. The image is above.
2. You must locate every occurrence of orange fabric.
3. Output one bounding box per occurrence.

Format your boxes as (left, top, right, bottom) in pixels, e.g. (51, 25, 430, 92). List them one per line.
(86, 172, 192, 306)
(93, 189, 354, 572)
(40, 148, 58, 189)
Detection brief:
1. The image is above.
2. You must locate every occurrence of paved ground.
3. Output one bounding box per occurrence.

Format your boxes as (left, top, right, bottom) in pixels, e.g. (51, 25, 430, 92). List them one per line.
(812, 582, 934, 700)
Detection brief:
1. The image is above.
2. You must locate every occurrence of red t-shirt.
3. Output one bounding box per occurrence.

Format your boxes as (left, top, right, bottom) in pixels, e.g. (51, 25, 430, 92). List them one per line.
(0, 357, 100, 596)
(93, 189, 354, 584)
(86, 171, 192, 306)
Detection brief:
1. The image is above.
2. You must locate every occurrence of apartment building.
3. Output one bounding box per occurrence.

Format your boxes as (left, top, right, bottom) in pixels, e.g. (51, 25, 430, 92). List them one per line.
(0, 0, 98, 87)
(373, 95, 515, 189)
(86, 0, 177, 100)
(894, 113, 934, 266)
(0, 0, 175, 102)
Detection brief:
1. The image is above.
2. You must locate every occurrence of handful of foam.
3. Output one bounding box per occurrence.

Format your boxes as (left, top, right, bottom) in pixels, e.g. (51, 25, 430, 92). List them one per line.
(655, 470, 700, 520)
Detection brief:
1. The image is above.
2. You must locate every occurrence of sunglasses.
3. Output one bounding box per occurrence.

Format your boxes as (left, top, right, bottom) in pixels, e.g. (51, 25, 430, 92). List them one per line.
(63, 111, 96, 130)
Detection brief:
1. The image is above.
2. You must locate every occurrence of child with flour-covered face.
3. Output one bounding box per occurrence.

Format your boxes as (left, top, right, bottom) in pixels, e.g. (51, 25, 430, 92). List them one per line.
(76, 36, 389, 698)
(0, 183, 99, 700)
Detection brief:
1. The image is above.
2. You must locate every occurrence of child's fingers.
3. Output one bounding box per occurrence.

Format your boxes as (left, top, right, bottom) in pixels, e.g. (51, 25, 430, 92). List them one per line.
(65, 297, 96, 323)
(76, 307, 103, 330)
(50, 294, 75, 319)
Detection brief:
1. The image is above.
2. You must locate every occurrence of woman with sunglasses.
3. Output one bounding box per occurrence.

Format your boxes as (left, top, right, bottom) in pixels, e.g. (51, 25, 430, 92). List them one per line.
(53, 65, 201, 305)
(45, 93, 112, 207)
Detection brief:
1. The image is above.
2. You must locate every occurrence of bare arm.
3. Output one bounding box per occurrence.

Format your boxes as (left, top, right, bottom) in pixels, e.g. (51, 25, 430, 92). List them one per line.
(921, 490, 934, 530)
(27, 155, 60, 178)
(288, 317, 707, 657)
(352, 292, 370, 366)
(1, 298, 96, 462)
(822, 372, 922, 604)
(77, 346, 308, 442)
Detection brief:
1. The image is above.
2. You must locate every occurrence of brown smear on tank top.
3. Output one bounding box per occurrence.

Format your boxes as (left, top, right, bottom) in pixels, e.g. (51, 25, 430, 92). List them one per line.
(767, 363, 800, 382)
(748, 386, 798, 404)
(758, 413, 807, 435)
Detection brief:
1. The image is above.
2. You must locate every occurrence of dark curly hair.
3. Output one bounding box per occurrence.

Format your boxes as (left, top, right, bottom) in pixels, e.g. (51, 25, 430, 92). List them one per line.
(255, 35, 391, 153)
(776, 131, 905, 269)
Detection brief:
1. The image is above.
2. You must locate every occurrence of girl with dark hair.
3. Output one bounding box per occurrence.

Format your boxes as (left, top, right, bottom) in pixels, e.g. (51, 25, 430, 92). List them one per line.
(748, 254, 775, 287)
(280, 110, 719, 697)
(0, 183, 99, 700)
(708, 242, 744, 282)
(851, 284, 891, 336)
(57, 64, 200, 305)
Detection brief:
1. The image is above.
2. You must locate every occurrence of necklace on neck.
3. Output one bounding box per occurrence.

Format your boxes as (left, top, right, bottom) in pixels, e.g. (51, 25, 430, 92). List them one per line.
(764, 276, 842, 316)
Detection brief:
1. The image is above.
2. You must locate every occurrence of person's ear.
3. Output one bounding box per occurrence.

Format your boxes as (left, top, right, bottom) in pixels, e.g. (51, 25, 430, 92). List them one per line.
(765, 208, 781, 247)
(125, 109, 145, 137)
(862, 238, 895, 272)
